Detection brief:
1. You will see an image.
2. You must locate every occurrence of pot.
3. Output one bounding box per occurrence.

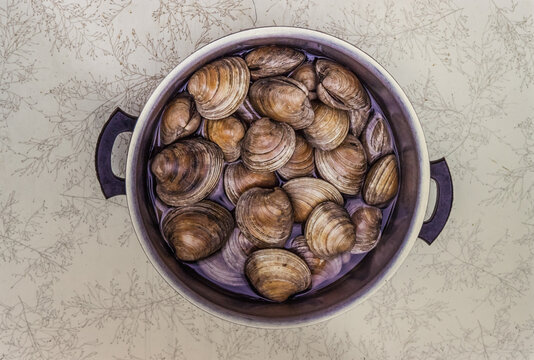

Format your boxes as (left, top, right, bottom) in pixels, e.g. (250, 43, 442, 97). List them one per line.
(95, 27, 453, 328)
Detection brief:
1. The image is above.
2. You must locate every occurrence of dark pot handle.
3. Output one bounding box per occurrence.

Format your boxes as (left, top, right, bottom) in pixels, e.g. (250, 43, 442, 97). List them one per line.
(95, 108, 137, 198)
(418, 158, 453, 245)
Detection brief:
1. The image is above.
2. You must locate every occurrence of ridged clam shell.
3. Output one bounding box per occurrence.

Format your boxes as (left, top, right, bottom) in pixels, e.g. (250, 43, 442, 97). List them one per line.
(363, 154, 399, 207)
(249, 76, 314, 130)
(221, 228, 256, 273)
(304, 101, 349, 151)
(187, 57, 250, 120)
(204, 116, 246, 162)
(235, 96, 261, 125)
(346, 199, 382, 253)
(277, 135, 315, 180)
(282, 177, 343, 223)
(162, 200, 234, 261)
(235, 187, 294, 248)
(315, 134, 367, 195)
(241, 117, 296, 172)
(348, 107, 371, 137)
(160, 95, 201, 145)
(223, 162, 278, 206)
(245, 45, 305, 80)
(245, 248, 311, 302)
(290, 63, 318, 100)
(361, 112, 393, 164)
(198, 251, 247, 287)
(304, 201, 356, 259)
(150, 138, 223, 207)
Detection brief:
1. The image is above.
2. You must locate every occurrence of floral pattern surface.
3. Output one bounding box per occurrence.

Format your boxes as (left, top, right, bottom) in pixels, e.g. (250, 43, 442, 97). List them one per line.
(1, 0, 533, 358)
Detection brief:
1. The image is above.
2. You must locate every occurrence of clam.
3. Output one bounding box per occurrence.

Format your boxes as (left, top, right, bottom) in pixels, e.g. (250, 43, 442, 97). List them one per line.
(235, 96, 262, 125)
(315, 59, 371, 113)
(187, 57, 250, 120)
(289, 236, 343, 286)
(224, 162, 278, 206)
(203, 116, 245, 162)
(161, 200, 233, 261)
(159, 95, 201, 145)
(249, 77, 314, 130)
(277, 135, 315, 180)
(235, 187, 294, 248)
(245, 46, 305, 80)
(346, 199, 382, 253)
(290, 63, 318, 100)
(361, 112, 393, 164)
(304, 201, 356, 259)
(150, 138, 223, 207)
(282, 177, 343, 223)
(363, 154, 399, 207)
(241, 117, 296, 172)
(304, 101, 350, 151)
(221, 228, 256, 273)
(348, 107, 371, 137)
(198, 251, 247, 287)
(245, 248, 311, 302)
(315, 134, 367, 195)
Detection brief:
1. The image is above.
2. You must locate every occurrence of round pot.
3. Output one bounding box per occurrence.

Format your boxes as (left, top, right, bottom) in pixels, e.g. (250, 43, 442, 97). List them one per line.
(95, 27, 453, 328)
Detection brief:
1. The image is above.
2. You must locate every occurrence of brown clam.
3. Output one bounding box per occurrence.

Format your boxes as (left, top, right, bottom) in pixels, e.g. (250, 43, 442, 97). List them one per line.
(159, 95, 201, 145)
(221, 228, 256, 273)
(315, 134, 367, 195)
(363, 154, 399, 207)
(315, 59, 371, 113)
(346, 199, 382, 253)
(203, 116, 246, 162)
(187, 57, 250, 120)
(249, 77, 314, 130)
(198, 251, 247, 287)
(162, 200, 234, 261)
(245, 46, 305, 80)
(304, 201, 356, 259)
(277, 135, 315, 180)
(290, 63, 318, 100)
(282, 177, 344, 223)
(304, 101, 350, 151)
(150, 138, 223, 207)
(235, 96, 262, 125)
(241, 117, 296, 172)
(223, 162, 278, 206)
(361, 112, 393, 164)
(245, 248, 311, 302)
(235, 187, 294, 248)
(348, 107, 371, 137)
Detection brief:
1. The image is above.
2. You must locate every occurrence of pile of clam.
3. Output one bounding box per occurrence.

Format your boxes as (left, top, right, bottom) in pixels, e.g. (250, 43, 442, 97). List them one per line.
(150, 46, 399, 302)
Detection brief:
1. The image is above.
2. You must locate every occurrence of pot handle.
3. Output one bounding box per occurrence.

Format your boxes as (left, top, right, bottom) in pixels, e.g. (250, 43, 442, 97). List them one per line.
(418, 158, 453, 245)
(95, 108, 137, 198)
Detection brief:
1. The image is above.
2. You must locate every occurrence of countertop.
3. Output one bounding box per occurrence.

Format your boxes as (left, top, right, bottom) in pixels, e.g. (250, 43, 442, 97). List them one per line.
(1, 0, 533, 358)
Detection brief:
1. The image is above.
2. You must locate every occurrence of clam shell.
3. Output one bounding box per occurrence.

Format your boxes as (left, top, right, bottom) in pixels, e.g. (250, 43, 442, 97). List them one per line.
(241, 117, 296, 172)
(346, 199, 382, 253)
(315, 59, 371, 112)
(221, 228, 256, 273)
(235, 187, 294, 248)
(223, 162, 278, 206)
(363, 154, 399, 207)
(204, 116, 246, 162)
(150, 138, 223, 207)
(245, 248, 311, 302)
(277, 135, 315, 180)
(348, 107, 371, 137)
(235, 96, 262, 125)
(249, 76, 314, 130)
(198, 251, 247, 288)
(290, 63, 318, 100)
(282, 177, 344, 223)
(160, 95, 201, 145)
(361, 112, 393, 164)
(187, 57, 250, 120)
(315, 134, 367, 195)
(245, 46, 305, 80)
(162, 200, 234, 261)
(304, 101, 350, 151)
(304, 201, 356, 259)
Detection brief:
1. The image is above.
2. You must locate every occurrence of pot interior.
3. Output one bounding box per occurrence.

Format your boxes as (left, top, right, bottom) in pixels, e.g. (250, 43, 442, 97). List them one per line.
(128, 28, 427, 327)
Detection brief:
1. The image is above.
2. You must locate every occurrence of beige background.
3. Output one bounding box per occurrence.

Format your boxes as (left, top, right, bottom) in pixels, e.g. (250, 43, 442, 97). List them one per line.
(1, 0, 534, 358)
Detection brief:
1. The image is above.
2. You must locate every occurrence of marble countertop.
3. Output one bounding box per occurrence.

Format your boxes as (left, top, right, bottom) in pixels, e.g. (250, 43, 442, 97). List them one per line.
(1, 0, 533, 358)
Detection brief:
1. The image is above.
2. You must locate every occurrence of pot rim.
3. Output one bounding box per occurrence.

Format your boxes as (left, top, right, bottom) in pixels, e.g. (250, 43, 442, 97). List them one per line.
(126, 26, 430, 328)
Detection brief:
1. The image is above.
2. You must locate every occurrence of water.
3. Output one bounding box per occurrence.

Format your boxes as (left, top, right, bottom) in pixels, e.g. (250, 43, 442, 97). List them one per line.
(147, 47, 399, 301)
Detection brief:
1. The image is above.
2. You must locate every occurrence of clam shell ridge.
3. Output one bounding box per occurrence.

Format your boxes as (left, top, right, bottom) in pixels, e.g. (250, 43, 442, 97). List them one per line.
(361, 112, 393, 164)
(305, 201, 356, 259)
(162, 200, 234, 261)
(346, 199, 382, 254)
(241, 117, 296, 172)
(224, 162, 278, 206)
(150, 138, 224, 207)
(245, 248, 311, 302)
(235, 187, 294, 248)
(282, 177, 344, 223)
(160, 95, 201, 145)
(198, 251, 247, 287)
(245, 45, 305, 80)
(363, 154, 399, 207)
(204, 116, 246, 162)
(304, 101, 350, 151)
(290, 63, 318, 99)
(277, 135, 315, 180)
(315, 134, 367, 195)
(187, 56, 250, 120)
(221, 228, 256, 273)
